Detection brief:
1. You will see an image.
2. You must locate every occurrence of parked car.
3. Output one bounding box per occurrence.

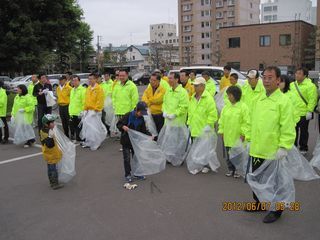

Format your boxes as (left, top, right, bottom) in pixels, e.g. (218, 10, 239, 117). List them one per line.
(77, 73, 90, 87)
(6, 75, 32, 92)
(132, 72, 151, 85)
(1, 76, 13, 90)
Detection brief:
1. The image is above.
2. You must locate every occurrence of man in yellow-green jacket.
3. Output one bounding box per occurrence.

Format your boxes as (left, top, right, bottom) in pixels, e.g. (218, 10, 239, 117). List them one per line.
(112, 70, 139, 117)
(69, 75, 86, 142)
(290, 68, 318, 154)
(246, 66, 296, 224)
(187, 77, 217, 138)
(202, 71, 216, 97)
(0, 80, 9, 144)
(28, 75, 39, 127)
(162, 72, 189, 126)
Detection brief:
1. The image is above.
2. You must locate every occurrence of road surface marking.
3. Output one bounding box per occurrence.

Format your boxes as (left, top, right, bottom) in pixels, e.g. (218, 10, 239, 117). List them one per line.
(0, 152, 42, 165)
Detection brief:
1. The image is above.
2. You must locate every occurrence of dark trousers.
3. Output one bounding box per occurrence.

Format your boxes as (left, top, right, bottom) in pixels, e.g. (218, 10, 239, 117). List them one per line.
(152, 114, 164, 134)
(225, 147, 235, 172)
(71, 115, 82, 141)
(122, 146, 134, 177)
(59, 105, 72, 138)
(0, 116, 9, 141)
(101, 110, 110, 136)
(47, 163, 58, 185)
(295, 116, 309, 151)
(37, 104, 52, 131)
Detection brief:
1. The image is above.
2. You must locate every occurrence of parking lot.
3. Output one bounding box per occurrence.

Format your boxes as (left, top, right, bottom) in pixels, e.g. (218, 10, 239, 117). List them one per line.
(1, 86, 320, 240)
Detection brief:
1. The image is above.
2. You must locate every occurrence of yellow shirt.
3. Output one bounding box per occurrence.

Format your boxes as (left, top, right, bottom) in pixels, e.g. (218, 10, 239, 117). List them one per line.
(84, 84, 104, 112)
(161, 76, 169, 83)
(183, 81, 195, 99)
(220, 75, 231, 91)
(142, 85, 166, 115)
(56, 84, 72, 106)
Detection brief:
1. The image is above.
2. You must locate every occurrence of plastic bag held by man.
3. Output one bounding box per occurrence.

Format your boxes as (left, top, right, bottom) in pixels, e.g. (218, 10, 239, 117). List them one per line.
(143, 111, 158, 137)
(53, 127, 76, 183)
(128, 129, 166, 176)
(229, 141, 249, 177)
(13, 112, 35, 145)
(80, 110, 107, 150)
(186, 130, 220, 174)
(45, 91, 56, 107)
(157, 123, 189, 166)
(103, 96, 114, 126)
(310, 136, 320, 171)
(246, 159, 295, 211)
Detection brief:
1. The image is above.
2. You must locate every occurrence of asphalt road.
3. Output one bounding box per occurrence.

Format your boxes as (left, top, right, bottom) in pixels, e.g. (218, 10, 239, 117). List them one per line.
(1, 85, 320, 240)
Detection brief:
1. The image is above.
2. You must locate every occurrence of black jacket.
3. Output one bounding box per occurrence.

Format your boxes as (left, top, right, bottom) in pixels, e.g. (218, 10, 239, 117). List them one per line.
(33, 83, 53, 106)
(117, 111, 150, 147)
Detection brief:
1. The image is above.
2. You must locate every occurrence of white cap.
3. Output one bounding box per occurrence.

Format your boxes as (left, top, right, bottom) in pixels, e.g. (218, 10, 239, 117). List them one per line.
(247, 70, 258, 79)
(193, 77, 206, 85)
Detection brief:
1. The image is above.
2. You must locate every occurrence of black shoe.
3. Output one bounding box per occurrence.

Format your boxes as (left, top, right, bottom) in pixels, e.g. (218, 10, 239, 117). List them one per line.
(1, 139, 9, 144)
(263, 211, 282, 223)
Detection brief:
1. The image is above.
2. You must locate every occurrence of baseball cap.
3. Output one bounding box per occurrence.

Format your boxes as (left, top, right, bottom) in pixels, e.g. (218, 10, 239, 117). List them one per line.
(136, 101, 148, 115)
(42, 114, 58, 125)
(247, 70, 258, 79)
(193, 77, 206, 85)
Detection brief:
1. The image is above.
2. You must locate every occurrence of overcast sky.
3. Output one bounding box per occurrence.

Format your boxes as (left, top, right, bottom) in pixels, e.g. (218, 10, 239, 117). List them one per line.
(77, 0, 178, 47)
(78, 0, 317, 47)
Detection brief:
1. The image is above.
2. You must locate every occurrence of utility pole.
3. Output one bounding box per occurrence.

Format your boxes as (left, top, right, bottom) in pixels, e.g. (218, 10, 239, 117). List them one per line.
(97, 35, 103, 72)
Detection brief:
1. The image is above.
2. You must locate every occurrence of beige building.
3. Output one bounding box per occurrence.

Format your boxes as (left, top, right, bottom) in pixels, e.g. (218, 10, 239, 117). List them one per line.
(219, 20, 315, 72)
(178, 0, 260, 66)
(316, 0, 320, 70)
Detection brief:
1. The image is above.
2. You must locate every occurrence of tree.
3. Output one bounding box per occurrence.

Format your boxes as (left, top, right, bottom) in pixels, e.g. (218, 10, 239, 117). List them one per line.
(0, 0, 93, 75)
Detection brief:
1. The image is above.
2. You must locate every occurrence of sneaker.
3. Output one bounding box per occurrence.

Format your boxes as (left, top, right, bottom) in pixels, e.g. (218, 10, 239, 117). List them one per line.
(125, 176, 133, 183)
(133, 175, 146, 181)
(51, 183, 64, 190)
(263, 211, 282, 223)
(119, 148, 123, 152)
(233, 171, 241, 178)
(299, 150, 307, 155)
(201, 167, 210, 174)
(1, 139, 9, 144)
(225, 171, 233, 177)
(82, 144, 89, 148)
(24, 143, 31, 148)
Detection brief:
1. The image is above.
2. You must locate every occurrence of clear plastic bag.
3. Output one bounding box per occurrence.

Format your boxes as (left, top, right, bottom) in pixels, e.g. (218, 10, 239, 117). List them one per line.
(110, 114, 120, 137)
(229, 141, 249, 177)
(186, 130, 220, 174)
(103, 96, 114, 126)
(45, 91, 56, 107)
(214, 90, 225, 114)
(310, 136, 320, 171)
(128, 129, 166, 176)
(157, 123, 190, 166)
(247, 159, 295, 211)
(0, 118, 4, 128)
(284, 146, 319, 181)
(143, 110, 158, 137)
(53, 127, 76, 183)
(13, 112, 35, 145)
(80, 110, 107, 150)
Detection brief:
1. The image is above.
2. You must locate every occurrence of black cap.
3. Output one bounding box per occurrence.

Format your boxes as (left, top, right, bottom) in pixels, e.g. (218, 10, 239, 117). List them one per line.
(136, 101, 148, 115)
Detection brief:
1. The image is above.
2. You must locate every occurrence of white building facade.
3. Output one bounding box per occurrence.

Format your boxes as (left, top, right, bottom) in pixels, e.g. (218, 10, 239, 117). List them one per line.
(150, 23, 179, 46)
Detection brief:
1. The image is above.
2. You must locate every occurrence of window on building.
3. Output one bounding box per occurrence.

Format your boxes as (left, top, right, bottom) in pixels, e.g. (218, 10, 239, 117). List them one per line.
(216, 1, 223, 7)
(264, 6, 273, 12)
(169, 39, 172, 43)
(228, 37, 240, 48)
(264, 15, 272, 21)
(166, 40, 168, 44)
(227, 62, 240, 70)
(184, 36, 192, 42)
(216, 12, 223, 19)
(202, 54, 205, 60)
(273, 6, 277, 11)
(183, 15, 192, 22)
(201, 22, 205, 28)
(216, 23, 223, 29)
(228, 11, 235, 17)
(202, 43, 205, 49)
(260, 35, 271, 46)
(202, 33, 205, 38)
(183, 4, 192, 11)
(228, 0, 235, 6)
(273, 15, 277, 21)
(206, 32, 210, 38)
(279, 34, 291, 46)
(132, 56, 135, 60)
(250, 13, 253, 19)
(184, 25, 192, 32)
(250, 2, 253, 8)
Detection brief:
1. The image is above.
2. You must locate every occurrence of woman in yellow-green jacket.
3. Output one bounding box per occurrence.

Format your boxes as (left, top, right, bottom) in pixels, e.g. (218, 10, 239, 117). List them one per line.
(11, 85, 36, 147)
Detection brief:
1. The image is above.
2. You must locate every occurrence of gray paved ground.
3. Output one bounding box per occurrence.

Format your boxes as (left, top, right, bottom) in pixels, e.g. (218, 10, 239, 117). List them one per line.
(1, 86, 320, 240)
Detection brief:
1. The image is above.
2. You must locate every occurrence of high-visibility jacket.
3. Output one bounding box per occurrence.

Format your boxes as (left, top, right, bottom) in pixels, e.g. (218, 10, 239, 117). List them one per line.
(161, 76, 169, 83)
(187, 90, 218, 137)
(28, 82, 38, 106)
(112, 79, 120, 91)
(100, 79, 113, 99)
(220, 75, 231, 91)
(241, 79, 265, 113)
(142, 84, 166, 115)
(189, 78, 196, 84)
(84, 84, 104, 112)
(183, 81, 195, 99)
(0, 88, 7, 117)
(289, 78, 318, 117)
(162, 84, 189, 126)
(112, 80, 139, 115)
(218, 101, 250, 147)
(160, 79, 170, 91)
(248, 89, 296, 160)
(56, 83, 72, 106)
(283, 90, 300, 124)
(69, 85, 86, 116)
(205, 78, 216, 97)
(11, 94, 35, 124)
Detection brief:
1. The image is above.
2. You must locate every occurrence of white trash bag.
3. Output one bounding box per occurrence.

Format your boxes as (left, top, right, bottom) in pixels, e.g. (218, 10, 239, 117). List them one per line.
(247, 159, 295, 211)
(103, 96, 114, 126)
(53, 127, 76, 183)
(0, 118, 4, 128)
(80, 110, 107, 150)
(13, 112, 35, 145)
(229, 141, 249, 177)
(110, 114, 120, 137)
(186, 130, 220, 174)
(128, 129, 166, 176)
(283, 146, 319, 181)
(214, 90, 225, 114)
(143, 110, 158, 137)
(157, 123, 189, 166)
(310, 136, 320, 171)
(45, 91, 56, 107)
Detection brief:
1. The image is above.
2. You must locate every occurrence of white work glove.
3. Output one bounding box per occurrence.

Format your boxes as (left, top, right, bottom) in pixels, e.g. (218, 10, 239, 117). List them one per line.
(306, 112, 312, 121)
(10, 116, 14, 124)
(42, 89, 49, 94)
(203, 125, 211, 133)
(167, 114, 176, 120)
(48, 129, 54, 138)
(163, 112, 168, 118)
(18, 109, 25, 113)
(275, 148, 288, 161)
